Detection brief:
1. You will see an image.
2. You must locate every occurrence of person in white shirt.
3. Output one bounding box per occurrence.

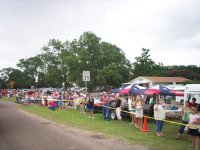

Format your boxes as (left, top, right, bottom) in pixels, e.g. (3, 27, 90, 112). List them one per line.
(128, 96, 133, 125)
(135, 95, 144, 130)
(154, 98, 165, 137)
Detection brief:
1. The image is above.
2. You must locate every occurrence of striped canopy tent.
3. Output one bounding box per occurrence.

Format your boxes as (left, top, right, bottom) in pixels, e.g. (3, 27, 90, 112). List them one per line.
(120, 84, 146, 95)
(144, 85, 175, 96)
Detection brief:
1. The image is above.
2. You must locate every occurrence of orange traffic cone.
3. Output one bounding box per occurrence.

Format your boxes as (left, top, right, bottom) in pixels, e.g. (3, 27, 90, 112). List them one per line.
(141, 116, 149, 132)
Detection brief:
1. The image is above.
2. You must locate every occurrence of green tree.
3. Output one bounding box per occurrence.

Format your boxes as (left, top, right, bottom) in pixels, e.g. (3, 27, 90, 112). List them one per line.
(73, 32, 130, 90)
(76, 32, 101, 90)
(17, 55, 44, 88)
(0, 68, 32, 89)
(98, 64, 123, 89)
(41, 39, 78, 88)
(133, 48, 157, 76)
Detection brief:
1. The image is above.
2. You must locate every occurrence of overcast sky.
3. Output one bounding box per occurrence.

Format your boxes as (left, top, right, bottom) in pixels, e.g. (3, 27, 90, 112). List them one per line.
(0, 0, 200, 70)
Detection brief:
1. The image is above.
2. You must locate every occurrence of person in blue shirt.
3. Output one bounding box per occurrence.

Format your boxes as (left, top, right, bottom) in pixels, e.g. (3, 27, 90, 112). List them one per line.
(0, 90, 2, 99)
(87, 96, 94, 119)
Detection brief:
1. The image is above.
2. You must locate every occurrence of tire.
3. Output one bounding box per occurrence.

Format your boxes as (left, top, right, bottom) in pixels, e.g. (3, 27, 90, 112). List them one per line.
(180, 99, 184, 105)
(110, 109, 116, 120)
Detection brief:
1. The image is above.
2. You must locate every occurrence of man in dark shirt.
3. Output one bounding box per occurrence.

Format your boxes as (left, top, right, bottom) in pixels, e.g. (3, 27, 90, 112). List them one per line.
(190, 98, 197, 108)
(115, 94, 122, 122)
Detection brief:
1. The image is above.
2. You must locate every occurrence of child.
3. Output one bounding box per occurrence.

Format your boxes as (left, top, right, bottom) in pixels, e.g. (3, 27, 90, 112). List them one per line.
(154, 98, 165, 136)
(188, 107, 200, 150)
(135, 95, 144, 130)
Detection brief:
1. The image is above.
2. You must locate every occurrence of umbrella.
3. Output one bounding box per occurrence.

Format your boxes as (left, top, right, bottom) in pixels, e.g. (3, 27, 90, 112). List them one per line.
(111, 87, 122, 93)
(144, 85, 175, 96)
(120, 84, 146, 95)
(169, 86, 184, 96)
(170, 89, 184, 96)
(111, 85, 128, 93)
(129, 85, 146, 95)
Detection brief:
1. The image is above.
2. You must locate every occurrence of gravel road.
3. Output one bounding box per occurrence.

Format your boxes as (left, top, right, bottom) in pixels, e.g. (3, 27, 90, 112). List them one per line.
(0, 100, 148, 150)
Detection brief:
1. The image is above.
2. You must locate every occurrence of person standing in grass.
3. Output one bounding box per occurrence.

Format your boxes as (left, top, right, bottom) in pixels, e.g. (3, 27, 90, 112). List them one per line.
(115, 94, 122, 122)
(87, 96, 94, 119)
(101, 92, 111, 121)
(130, 96, 137, 126)
(128, 95, 133, 125)
(135, 95, 144, 130)
(154, 98, 165, 137)
(176, 101, 191, 139)
(0, 90, 2, 99)
(80, 98, 86, 114)
(188, 107, 200, 150)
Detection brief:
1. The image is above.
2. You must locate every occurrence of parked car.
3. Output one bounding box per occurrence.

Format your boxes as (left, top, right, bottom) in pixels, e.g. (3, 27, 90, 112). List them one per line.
(93, 97, 103, 112)
(109, 95, 156, 120)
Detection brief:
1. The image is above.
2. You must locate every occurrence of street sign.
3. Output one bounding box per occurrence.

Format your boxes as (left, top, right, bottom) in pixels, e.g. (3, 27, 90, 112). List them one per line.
(10, 81, 15, 85)
(10, 81, 15, 89)
(82, 71, 90, 81)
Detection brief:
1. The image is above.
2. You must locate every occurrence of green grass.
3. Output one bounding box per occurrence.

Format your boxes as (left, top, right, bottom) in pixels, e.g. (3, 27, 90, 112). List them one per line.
(1, 96, 16, 102)
(12, 104, 191, 150)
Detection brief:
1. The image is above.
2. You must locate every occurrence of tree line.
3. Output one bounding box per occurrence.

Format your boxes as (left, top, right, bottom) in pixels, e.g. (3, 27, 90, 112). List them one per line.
(0, 32, 200, 90)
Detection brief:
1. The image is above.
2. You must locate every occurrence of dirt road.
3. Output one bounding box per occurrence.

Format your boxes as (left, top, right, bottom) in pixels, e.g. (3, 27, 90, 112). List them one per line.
(0, 100, 148, 150)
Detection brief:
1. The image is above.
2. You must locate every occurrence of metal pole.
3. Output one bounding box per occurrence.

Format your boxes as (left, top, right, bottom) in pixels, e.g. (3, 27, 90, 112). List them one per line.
(85, 81, 87, 93)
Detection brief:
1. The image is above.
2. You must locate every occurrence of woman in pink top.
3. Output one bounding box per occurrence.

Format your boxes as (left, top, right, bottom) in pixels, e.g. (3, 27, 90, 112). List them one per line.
(101, 92, 111, 121)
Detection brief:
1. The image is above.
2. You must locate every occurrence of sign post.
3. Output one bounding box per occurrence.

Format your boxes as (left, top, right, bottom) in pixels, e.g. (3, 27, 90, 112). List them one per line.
(10, 81, 15, 89)
(82, 71, 90, 92)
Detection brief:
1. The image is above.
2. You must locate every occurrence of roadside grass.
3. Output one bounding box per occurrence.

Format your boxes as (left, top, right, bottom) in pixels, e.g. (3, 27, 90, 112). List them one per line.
(1, 96, 16, 102)
(11, 104, 190, 150)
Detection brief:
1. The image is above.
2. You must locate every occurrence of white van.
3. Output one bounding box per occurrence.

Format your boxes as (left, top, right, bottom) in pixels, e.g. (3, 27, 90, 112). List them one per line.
(169, 85, 185, 105)
(184, 84, 200, 104)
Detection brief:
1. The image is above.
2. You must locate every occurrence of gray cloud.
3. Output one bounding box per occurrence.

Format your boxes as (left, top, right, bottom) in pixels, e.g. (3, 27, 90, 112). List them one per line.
(0, 0, 199, 70)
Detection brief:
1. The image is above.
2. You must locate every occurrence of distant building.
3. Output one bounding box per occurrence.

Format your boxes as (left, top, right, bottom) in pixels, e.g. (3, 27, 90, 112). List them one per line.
(125, 76, 190, 88)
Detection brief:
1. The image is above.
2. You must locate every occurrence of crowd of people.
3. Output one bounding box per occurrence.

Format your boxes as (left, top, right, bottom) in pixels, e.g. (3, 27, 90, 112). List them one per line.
(101, 92, 200, 149)
(1, 89, 200, 149)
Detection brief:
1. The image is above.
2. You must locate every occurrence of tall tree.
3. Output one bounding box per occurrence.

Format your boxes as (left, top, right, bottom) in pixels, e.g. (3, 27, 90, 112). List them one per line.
(41, 39, 78, 88)
(0, 68, 32, 89)
(133, 48, 157, 76)
(17, 55, 43, 81)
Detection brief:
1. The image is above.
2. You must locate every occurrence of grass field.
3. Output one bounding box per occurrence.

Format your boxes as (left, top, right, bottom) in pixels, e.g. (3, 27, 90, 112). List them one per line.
(10, 103, 191, 150)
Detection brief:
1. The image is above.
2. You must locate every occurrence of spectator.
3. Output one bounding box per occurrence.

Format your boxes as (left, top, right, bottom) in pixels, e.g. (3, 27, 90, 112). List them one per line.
(154, 98, 166, 137)
(0, 90, 2, 99)
(135, 95, 144, 130)
(73, 92, 79, 109)
(130, 96, 137, 127)
(101, 92, 111, 121)
(80, 98, 86, 114)
(188, 107, 200, 149)
(190, 98, 197, 108)
(115, 94, 122, 122)
(48, 100, 57, 111)
(176, 101, 191, 139)
(128, 95, 133, 125)
(7, 92, 10, 99)
(57, 92, 62, 107)
(30, 95, 35, 103)
(87, 96, 94, 119)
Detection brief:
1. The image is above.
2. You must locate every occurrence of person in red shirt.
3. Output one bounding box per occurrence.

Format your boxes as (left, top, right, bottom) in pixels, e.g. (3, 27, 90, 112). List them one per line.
(190, 98, 197, 108)
(49, 101, 57, 111)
